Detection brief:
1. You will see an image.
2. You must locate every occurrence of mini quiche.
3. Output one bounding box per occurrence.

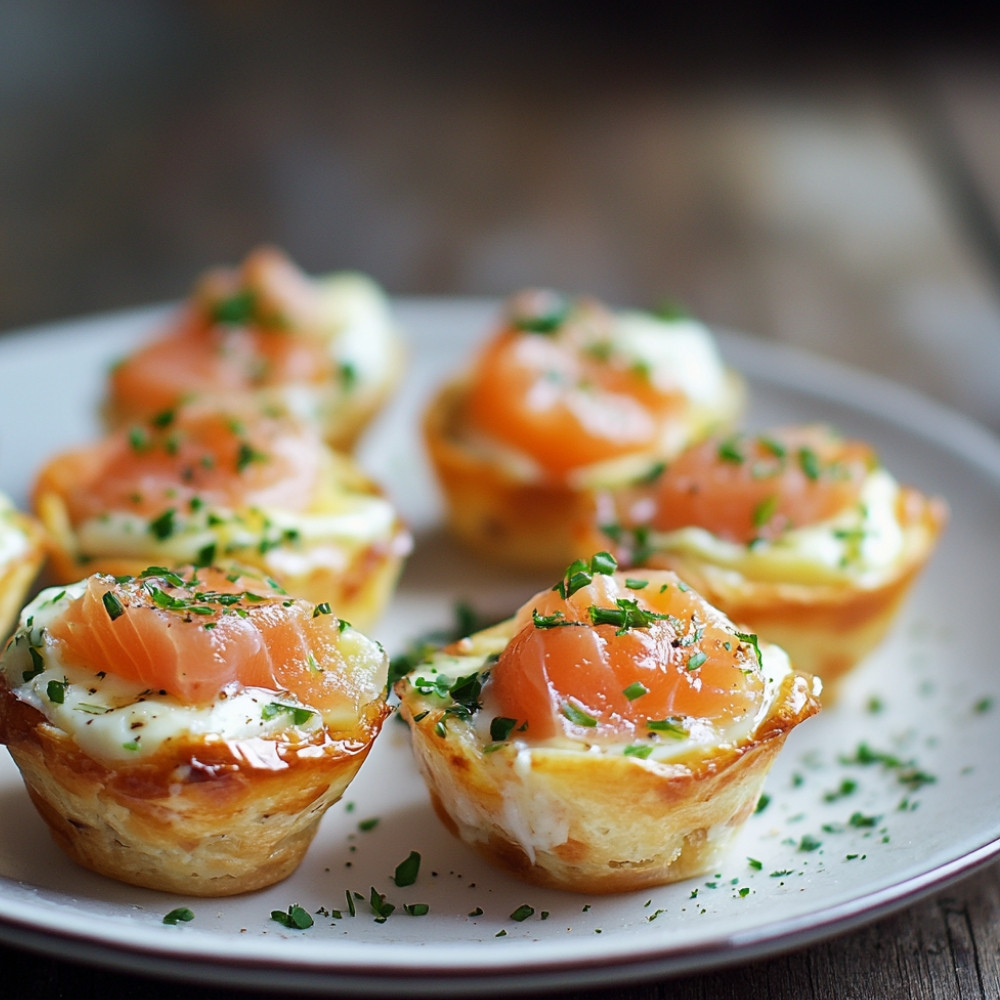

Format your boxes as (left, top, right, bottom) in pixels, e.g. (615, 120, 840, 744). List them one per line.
(423, 290, 745, 571)
(104, 246, 404, 451)
(0, 565, 390, 895)
(0, 493, 47, 641)
(32, 402, 411, 631)
(592, 425, 947, 690)
(395, 553, 820, 893)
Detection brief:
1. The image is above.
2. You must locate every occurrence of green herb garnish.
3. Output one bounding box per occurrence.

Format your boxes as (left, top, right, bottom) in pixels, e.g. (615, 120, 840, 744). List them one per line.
(270, 904, 314, 930)
(588, 598, 669, 634)
(102, 591, 125, 621)
(489, 716, 518, 742)
(561, 701, 598, 728)
(148, 508, 177, 540)
(686, 651, 707, 671)
(46, 679, 67, 704)
(261, 702, 315, 726)
(393, 851, 421, 887)
(369, 887, 395, 923)
(646, 717, 688, 739)
(552, 551, 618, 600)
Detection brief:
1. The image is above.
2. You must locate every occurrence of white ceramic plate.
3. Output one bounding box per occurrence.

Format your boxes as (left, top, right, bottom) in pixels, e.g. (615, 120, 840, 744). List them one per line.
(0, 300, 998, 994)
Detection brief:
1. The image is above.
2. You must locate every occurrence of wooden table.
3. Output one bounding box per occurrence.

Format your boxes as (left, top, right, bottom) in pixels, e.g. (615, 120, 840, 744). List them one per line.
(1, 6, 999, 998)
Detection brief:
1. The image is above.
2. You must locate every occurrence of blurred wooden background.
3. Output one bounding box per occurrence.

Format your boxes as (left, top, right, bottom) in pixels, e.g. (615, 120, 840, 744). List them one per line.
(1, 4, 999, 999)
(2, 3, 999, 430)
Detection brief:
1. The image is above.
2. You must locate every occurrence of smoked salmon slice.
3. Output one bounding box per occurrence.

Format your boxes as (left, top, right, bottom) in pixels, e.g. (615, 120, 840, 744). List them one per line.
(48, 566, 387, 714)
(488, 554, 765, 742)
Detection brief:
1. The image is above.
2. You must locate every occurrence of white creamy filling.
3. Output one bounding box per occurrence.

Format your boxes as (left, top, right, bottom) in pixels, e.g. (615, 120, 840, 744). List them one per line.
(647, 468, 907, 586)
(411, 628, 792, 765)
(611, 312, 730, 407)
(457, 311, 734, 486)
(73, 494, 398, 564)
(1, 584, 327, 763)
(317, 272, 400, 393)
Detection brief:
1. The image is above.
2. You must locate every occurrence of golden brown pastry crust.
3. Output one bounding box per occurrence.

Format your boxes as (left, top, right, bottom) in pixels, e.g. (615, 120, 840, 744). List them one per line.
(396, 632, 819, 894)
(0, 682, 388, 896)
(0, 509, 47, 642)
(619, 486, 947, 693)
(32, 446, 410, 632)
(423, 372, 745, 572)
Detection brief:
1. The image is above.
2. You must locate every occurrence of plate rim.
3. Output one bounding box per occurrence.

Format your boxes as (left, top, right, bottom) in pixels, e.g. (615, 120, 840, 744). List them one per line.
(0, 297, 999, 992)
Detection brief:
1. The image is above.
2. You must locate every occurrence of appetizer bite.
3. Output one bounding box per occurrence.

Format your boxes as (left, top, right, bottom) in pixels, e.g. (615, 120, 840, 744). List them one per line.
(395, 553, 820, 893)
(32, 402, 411, 630)
(105, 246, 404, 451)
(593, 425, 947, 690)
(423, 290, 745, 570)
(0, 565, 390, 895)
(0, 493, 46, 641)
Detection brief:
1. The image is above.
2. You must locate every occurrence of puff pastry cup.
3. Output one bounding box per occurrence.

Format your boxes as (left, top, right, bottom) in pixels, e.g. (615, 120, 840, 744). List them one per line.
(32, 401, 411, 631)
(104, 246, 404, 452)
(591, 425, 947, 691)
(423, 290, 745, 571)
(0, 493, 47, 642)
(0, 566, 390, 895)
(395, 554, 820, 893)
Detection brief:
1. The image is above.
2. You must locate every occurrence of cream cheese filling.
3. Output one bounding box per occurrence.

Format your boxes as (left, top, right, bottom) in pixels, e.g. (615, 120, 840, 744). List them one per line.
(406, 621, 792, 766)
(0, 583, 372, 763)
(643, 468, 908, 587)
(454, 313, 737, 486)
(73, 493, 399, 566)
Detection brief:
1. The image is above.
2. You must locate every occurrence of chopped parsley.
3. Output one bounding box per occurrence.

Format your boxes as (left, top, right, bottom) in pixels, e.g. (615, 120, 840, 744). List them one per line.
(532, 609, 576, 629)
(261, 702, 315, 726)
(717, 437, 745, 464)
(588, 598, 670, 634)
(647, 717, 689, 739)
(797, 447, 822, 480)
(102, 591, 125, 621)
(622, 682, 649, 701)
(752, 494, 779, 529)
(46, 679, 68, 704)
(148, 508, 177, 540)
(552, 551, 617, 600)
(235, 440, 268, 473)
(510, 293, 570, 334)
(393, 851, 421, 887)
(489, 716, 518, 742)
(270, 904, 314, 930)
(561, 701, 598, 728)
(369, 887, 395, 923)
(686, 651, 707, 671)
(211, 289, 257, 326)
(22, 646, 45, 683)
(734, 631, 763, 666)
